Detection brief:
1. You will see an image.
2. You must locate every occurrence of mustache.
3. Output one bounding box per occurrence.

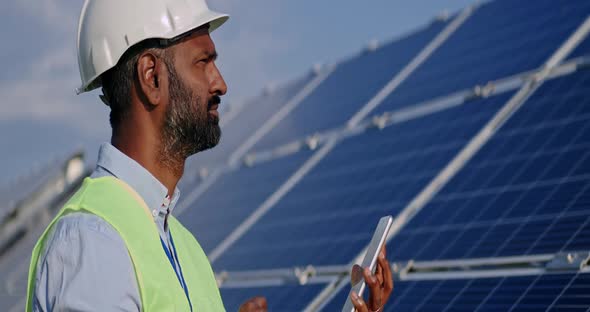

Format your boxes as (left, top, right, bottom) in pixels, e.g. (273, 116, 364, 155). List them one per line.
(208, 95, 221, 108)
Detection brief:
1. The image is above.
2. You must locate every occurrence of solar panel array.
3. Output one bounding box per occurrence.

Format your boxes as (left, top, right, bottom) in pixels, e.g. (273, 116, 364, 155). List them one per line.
(0, 162, 63, 222)
(1, 0, 590, 311)
(175, 0, 590, 309)
(372, 0, 590, 116)
(324, 272, 590, 312)
(213, 90, 515, 271)
(0, 227, 41, 309)
(0, 159, 85, 310)
(389, 69, 590, 262)
(251, 18, 450, 151)
(180, 149, 313, 253)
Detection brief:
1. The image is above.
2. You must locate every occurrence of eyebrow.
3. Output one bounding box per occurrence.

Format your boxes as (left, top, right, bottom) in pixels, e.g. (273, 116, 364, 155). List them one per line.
(202, 50, 218, 61)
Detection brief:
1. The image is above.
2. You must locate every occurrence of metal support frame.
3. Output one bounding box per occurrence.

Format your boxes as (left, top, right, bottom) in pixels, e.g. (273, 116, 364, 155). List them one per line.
(235, 55, 585, 170)
(346, 6, 475, 128)
(176, 10, 590, 312)
(305, 12, 590, 312)
(203, 0, 471, 266)
(208, 139, 338, 263)
(215, 251, 590, 290)
(227, 67, 336, 168)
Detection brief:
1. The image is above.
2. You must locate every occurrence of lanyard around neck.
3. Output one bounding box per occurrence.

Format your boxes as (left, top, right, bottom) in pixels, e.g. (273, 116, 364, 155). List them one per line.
(160, 230, 193, 312)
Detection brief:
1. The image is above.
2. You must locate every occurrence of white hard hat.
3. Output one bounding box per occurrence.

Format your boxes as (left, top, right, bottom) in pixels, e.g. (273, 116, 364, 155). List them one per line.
(76, 0, 229, 94)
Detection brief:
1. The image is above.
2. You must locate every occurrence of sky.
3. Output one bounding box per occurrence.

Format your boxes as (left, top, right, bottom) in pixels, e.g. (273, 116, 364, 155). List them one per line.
(0, 0, 476, 184)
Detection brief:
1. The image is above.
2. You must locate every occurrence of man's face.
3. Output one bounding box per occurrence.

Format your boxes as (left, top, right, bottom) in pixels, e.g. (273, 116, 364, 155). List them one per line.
(160, 29, 227, 158)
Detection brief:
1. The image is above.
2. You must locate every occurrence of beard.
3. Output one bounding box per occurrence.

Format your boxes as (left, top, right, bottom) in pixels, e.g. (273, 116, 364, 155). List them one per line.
(159, 63, 221, 169)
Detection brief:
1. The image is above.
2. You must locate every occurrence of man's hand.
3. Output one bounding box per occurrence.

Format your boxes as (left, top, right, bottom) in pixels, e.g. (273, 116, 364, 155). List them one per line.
(238, 296, 268, 312)
(349, 246, 394, 312)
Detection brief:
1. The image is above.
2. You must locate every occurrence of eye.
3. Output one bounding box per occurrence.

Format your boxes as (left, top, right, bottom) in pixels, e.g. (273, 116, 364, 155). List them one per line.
(195, 58, 208, 66)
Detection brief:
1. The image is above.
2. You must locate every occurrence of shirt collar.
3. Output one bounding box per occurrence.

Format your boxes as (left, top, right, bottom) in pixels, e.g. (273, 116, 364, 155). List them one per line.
(95, 143, 181, 221)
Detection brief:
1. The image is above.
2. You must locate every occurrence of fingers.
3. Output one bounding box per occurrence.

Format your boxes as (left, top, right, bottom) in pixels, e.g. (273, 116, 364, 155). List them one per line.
(363, 267, 382, 311)
(238, 296, 268, 312)
(350, 245, 393, 312)
(253, 296, 268, 310)
(375, 257, 384, 286)
(379, 247, 394, 298)
(375, 245, 388, 287)
(350, 291, 369, 312)
(351, 264, 364, 286)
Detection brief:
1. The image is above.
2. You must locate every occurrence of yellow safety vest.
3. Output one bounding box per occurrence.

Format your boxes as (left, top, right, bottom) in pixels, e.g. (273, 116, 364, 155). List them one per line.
(26, 176, 225, 311)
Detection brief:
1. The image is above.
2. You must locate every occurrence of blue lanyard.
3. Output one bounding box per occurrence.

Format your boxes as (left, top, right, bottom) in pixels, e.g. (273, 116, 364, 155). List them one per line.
(160, 230, 193, 312)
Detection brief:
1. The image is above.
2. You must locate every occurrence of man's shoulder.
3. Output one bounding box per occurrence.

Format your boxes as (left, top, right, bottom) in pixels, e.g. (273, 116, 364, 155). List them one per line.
(36, 211, 132, 278)
(45, 211, 123, 245)
(34, 213, 141, 311)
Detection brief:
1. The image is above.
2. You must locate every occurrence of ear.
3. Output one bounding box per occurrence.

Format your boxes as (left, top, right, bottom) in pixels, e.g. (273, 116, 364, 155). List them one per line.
(136, 52, 167, 106)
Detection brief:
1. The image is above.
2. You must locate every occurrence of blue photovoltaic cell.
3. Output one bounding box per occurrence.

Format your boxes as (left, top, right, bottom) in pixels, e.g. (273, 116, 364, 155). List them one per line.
(220, 283, 326, 312)
(213, 91, 514, 271)
(178, 149, 313, 254)
(389, 69, 590, 262)
(0, 234, 36, 310)
(181, 73, 313, 179)
(568, 34, 590, 61)
(250, 19, 449, 152)
(0, 183, 80, 310)
(322, 272, 590, 312)
(0, 163, 63, 221)
(373, 0, 590, 116)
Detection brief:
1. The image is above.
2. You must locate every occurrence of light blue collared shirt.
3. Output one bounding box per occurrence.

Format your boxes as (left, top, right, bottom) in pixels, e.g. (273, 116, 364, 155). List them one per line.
(33, 143, 182, 311)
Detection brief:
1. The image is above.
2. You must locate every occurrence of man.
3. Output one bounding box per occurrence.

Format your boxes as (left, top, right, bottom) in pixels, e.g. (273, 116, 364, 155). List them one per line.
(26, 0, 393, 311)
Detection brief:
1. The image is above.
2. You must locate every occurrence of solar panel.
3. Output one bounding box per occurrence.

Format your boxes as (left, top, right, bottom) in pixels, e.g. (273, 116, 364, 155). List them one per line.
(2, 1, 589, 311)
(389, 68, 590, 262)
(0, 163, 63, 222)
(178, 149, 313, 254)
(213, 90, 515, 271)
(250, 18, 450, 152)
(569, 35, 590, 61)
(321, 272, 590, 311)
(373, 0, 590, 116)
(0, 225, 44, 310)
(220, 283, 327, 312)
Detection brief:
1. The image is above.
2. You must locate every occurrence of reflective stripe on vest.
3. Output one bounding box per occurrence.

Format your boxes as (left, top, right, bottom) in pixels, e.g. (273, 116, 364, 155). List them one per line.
(26, 176, 225, 312)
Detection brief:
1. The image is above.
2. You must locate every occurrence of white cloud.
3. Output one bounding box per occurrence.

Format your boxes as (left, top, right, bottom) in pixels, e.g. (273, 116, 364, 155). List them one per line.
(0, 1, 108, 135)
(0, 41, 107, 137)
(0, 73, 107, 134)
(207, 0, 296, 102)
(14, 0, 80, 31)
(1, 0, 292, 134)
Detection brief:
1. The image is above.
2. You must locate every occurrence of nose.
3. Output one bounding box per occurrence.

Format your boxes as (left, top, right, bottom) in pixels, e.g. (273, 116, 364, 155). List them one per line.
(209, 62, 227, 96)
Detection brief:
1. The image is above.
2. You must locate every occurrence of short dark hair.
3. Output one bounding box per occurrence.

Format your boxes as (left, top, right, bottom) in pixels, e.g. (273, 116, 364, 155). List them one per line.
(100, 40, 169, 130)
(100, 24, 210, 130)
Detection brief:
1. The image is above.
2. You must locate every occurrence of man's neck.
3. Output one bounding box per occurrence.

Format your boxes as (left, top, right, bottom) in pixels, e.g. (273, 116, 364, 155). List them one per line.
(111, 132, 184, 198)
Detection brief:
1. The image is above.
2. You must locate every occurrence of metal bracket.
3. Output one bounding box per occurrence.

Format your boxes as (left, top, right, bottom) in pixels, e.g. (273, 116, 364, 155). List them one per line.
(546, 251, 590, 271)
(295, 265, 317, 285)
(371, 114, 389, 130)
(243, 154, 256, 167)
(216, 271, 229, 287)
(305, 135, 321, 150)
(392, 260, 414, 280)
(465, 82, 496, 101)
